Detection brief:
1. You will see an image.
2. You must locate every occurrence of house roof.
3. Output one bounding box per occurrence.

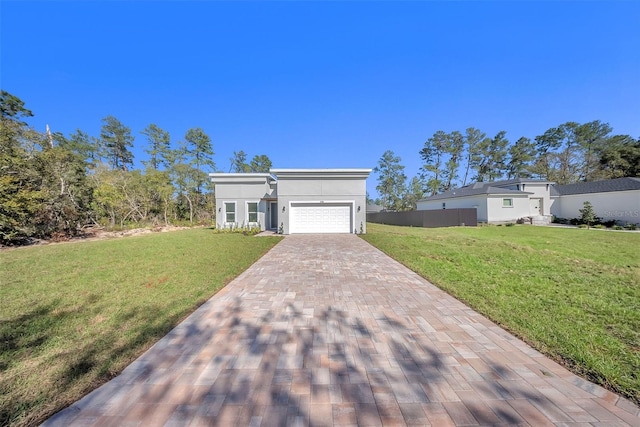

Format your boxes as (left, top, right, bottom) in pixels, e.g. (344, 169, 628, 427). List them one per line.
(271, 168, 372, 179)
(488, 178, 555, 186)
(418, 182, 532, 202)
(553, 177, 640, 196)
(209, 173, 276, 184)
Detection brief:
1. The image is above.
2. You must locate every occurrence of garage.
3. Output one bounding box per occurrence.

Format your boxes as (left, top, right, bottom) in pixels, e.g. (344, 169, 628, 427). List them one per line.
(289, 203, 352, 234)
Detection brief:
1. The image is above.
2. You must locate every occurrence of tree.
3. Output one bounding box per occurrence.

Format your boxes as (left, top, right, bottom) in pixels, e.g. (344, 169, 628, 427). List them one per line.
(579, 201, 596, 228)
(99, 116, 134, 170)
(575, 120, 612, 182)
(419, 130, 449, 195)
(442, 130, 464, 191)
(506, 137, 536, 179)
(374, 150, 407, 211)
(230, 150, 250, 172)
(250, 154, 272, 173)
(184, 127, 215, 195)
(59, 129, 100, 168)
(141, 124, 170, 170)
(597, 135, 640, 178)
(403, 176, 427, 210)
(533, 122, 582, 184)
(471, 131, 508, 182)
(1, 90, 33, 124)
(0, 91, 44, 244)
(462, 127, 486, 186)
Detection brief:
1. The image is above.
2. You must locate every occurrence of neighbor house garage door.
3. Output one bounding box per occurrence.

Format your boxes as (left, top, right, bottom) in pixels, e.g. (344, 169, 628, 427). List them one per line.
(290, 203, 352, 234)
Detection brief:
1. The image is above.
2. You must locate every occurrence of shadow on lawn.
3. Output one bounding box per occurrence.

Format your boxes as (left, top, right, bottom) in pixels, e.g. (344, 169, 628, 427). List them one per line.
(0, 298, 195, 427)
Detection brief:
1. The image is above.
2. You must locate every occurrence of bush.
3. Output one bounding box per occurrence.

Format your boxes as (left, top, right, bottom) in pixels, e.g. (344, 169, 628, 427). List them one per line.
(614, 225, 625, 230)
(578, 224, 589, 229)
(593, 224, 606, 229)
(625, 223, 638, 231)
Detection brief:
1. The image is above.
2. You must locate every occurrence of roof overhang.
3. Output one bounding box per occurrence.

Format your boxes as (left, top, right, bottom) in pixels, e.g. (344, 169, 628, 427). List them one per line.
(270, 168, 372, 180)
(209, 173, 275, 184)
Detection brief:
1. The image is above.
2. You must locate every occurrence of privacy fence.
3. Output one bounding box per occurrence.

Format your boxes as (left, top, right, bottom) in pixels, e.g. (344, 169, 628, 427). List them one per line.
(367, 208, 477, 228)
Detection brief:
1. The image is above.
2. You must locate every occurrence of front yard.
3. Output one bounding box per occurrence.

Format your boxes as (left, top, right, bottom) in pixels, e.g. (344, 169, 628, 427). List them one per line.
(0, 229, 281, 427)
(362, 223, 640, 405)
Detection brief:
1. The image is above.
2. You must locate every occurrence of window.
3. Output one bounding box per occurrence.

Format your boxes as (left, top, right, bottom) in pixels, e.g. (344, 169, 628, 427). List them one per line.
(225, 202, 236, 223)
(502, 198, 513, 208)
(247, 202, 258, 223)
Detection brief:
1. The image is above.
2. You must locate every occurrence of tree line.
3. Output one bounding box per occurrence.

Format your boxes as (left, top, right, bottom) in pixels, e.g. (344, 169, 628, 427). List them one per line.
(0, 91, 271, 245)
(374, 124, 640, 211)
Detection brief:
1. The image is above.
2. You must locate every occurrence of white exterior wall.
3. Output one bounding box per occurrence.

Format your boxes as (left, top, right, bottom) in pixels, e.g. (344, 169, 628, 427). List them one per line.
(551, 190, 640, 224)
(417, 195, 488, 222)
(497, 183, 552, 216)
(521, 183, 552, 216)
(486, 195, 531, 223)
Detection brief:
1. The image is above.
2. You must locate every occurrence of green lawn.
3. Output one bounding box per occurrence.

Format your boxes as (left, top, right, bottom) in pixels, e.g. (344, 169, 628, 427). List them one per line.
(0, 229, 281, 427)
(362, 223, 640, 405)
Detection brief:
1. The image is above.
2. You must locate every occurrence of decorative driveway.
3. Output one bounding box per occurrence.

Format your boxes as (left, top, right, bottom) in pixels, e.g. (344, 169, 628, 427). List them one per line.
(44, 235, 639, 426)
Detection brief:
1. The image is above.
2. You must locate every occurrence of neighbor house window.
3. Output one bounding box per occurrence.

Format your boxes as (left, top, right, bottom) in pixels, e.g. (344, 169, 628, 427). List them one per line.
(225, 202, 236, 223)
(502, 198, 513, 207)
(247, 202, 258, 223)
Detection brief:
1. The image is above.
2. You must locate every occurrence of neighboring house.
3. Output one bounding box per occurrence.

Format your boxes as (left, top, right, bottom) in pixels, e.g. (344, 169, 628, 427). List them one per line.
(416, 179, 554, 224)
(210, 169, 371, 234)
(366, 203, 383, 213)
(551, 177, 640, 224)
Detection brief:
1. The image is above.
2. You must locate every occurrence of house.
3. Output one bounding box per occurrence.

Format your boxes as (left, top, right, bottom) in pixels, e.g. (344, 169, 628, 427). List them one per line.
(416, 179, 555, 224)
(210, 169, 372, 234)
(550, 177, 640, 224)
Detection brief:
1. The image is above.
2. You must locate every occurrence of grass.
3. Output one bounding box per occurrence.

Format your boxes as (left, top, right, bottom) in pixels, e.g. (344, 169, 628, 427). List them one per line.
(361, 223, 640, 405)
(0, 229, 281, 427)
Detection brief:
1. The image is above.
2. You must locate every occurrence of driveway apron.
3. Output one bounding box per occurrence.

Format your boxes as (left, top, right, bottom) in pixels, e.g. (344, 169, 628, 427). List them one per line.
(44, 234, 640, 426)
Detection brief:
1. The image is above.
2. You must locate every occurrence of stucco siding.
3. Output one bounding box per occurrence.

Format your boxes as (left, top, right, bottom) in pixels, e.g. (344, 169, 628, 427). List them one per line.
(486, 196, 530, 222)
(417, 195, 487, 222)
(551, 190, 640, 223)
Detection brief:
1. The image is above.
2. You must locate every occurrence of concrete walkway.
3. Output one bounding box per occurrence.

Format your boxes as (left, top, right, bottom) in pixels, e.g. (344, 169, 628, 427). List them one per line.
(44, 235, 639, 426)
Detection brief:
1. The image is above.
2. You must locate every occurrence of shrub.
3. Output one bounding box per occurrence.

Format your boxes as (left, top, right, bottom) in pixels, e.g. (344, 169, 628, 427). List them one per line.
(625, 223, 638, 231)
(614, 225, 625, 230)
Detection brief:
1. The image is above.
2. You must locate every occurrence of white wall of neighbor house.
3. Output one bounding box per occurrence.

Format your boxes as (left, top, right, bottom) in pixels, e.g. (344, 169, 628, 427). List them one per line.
(551, 190, 640, 224)
(497, 183, 552, 216)
(417, 195, 488, 222)
(486, 195, 531, 223)
(521, 184, 552, 216)
(276, 176, 368, 234)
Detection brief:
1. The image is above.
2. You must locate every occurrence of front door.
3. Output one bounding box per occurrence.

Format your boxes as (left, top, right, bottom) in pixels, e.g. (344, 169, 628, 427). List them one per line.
(530, 198, 543, 216)
(270, 202, 278, 230)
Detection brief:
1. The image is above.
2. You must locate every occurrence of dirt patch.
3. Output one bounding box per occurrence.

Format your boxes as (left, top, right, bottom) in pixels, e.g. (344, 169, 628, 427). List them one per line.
(0, 226, 196, 251)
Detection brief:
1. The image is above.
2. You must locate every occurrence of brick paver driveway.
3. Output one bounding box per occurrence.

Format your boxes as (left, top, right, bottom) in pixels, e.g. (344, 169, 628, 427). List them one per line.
(44, 235, 639, 426)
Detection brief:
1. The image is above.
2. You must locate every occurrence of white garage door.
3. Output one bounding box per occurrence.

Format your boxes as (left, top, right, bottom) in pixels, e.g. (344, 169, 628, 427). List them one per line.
(290, 203, 352, 234)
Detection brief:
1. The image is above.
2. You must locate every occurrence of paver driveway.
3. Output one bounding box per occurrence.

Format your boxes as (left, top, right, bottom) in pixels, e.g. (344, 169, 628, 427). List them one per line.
(44, 235, 639, 426)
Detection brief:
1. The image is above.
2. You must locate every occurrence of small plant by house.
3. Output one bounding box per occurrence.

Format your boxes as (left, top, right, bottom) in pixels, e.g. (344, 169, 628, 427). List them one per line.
(579, 201, 597, 228)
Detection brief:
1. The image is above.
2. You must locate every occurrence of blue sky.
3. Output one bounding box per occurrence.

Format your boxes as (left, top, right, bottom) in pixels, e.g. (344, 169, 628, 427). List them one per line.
(2, 1, 639, 197)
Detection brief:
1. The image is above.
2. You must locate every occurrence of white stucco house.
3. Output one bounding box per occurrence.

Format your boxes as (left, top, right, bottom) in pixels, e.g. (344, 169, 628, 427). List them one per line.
(550, 177, 640, 224)
(416, 179, 554, 224)
(210, 169, 371, 234)
(417, 177, 640, 225)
